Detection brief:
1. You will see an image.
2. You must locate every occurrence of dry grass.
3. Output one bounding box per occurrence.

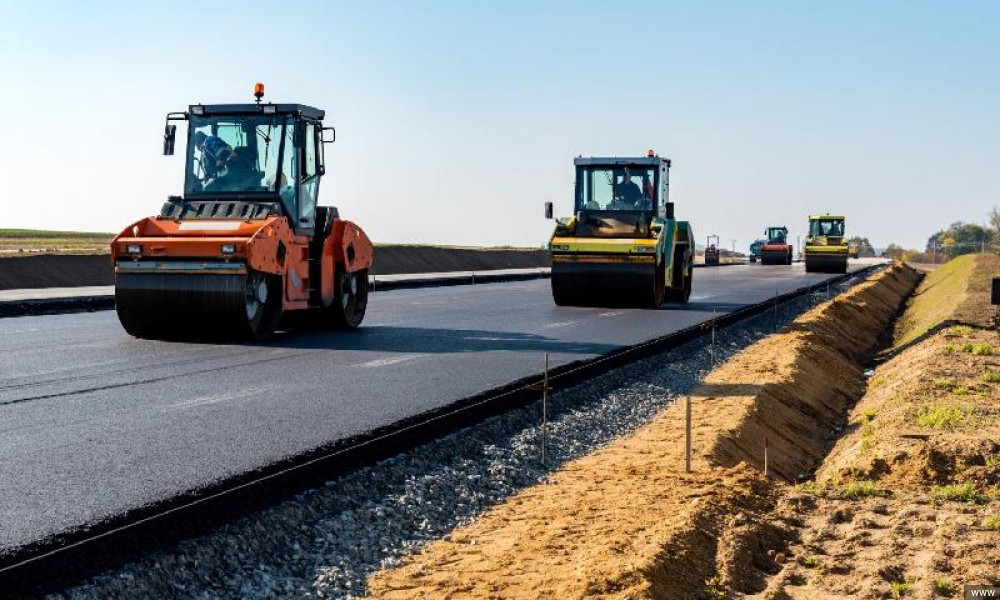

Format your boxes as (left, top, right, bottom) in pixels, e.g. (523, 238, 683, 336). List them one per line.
(0, 228, 113, 255)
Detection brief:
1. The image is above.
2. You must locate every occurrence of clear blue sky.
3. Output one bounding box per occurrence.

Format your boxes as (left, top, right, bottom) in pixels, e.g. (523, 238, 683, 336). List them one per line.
(2, 0, 997, 250)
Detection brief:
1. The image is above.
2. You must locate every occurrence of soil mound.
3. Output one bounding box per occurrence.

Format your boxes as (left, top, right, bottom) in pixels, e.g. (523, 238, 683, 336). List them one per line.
(367, 265, 920, 599)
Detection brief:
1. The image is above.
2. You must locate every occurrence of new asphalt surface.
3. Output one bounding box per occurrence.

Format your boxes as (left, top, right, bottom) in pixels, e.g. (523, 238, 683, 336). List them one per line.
(0, 262, 871, 555)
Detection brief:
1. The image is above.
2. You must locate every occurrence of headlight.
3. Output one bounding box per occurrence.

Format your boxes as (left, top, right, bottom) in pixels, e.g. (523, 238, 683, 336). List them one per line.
(635, 245, 656, 253)
(552, 244, 570, 251)
(126, 244, 142, 254)
(191, 105, 204, 115)
(221, 244, 236, 254)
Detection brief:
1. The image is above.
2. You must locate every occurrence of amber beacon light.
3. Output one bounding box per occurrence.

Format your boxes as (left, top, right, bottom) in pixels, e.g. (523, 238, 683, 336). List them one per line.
(253, 82, 265, 102)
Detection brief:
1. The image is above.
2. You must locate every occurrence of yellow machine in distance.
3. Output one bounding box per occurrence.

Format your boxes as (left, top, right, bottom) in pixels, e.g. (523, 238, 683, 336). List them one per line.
(804, 214, 848, 273)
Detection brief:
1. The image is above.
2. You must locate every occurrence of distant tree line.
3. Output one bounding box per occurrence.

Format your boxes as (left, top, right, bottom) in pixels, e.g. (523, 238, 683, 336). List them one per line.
(882, 207, 1000, 263)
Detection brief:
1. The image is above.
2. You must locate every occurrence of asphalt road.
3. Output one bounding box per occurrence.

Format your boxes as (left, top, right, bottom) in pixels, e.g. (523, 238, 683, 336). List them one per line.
(0, 262, 872, 553)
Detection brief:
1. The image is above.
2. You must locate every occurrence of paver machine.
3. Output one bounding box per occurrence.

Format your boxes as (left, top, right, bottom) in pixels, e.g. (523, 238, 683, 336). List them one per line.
(804, 214, 848, 273)
(748, 239, 765, 263)
(759, 226, 793, 265)
(704, 235, 721, 266)
(545, 153, 694, 307)
(111, 84, 374, 339)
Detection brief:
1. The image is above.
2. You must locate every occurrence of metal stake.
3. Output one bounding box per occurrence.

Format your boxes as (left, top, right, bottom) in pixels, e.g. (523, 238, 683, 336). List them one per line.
(764, 435, 769, 478)
(826, 281, 831, 300)
(685, 395, 692, 473)
(542, 352, 549, 466)
(710, 309, 717, 367)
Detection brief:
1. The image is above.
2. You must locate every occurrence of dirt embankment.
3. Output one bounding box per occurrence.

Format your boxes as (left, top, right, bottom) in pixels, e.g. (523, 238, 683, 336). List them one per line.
(749, 254, 1000, 599)
(366, 265, 920, 600)
(0, 246, 549, 290)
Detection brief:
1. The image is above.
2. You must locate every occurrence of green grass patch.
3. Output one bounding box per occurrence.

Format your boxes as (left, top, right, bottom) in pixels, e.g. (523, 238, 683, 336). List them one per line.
(933, 577, 956, 596)
(894, 254, 975, 349)
(840, 480, 884, 499)
(802, 555, 820, 569)
(982, 369, 1000, 383)
(983, 515, 1000, 531)
(985, 452, 1000, 467)
(972, 342, 997, 356)
(949, 325, 973, 335)
(915, 403, 966, 429)
(931, 483, 982, 504)
(889, 579, 913, 597)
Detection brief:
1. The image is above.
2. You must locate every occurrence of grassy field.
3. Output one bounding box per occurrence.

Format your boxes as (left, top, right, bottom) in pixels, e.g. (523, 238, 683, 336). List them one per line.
(0, 229, 115, 255)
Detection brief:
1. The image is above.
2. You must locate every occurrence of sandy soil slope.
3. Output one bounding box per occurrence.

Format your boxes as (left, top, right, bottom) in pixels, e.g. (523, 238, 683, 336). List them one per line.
(367, 265, 919, 599)
(747, 255, 1000, 599)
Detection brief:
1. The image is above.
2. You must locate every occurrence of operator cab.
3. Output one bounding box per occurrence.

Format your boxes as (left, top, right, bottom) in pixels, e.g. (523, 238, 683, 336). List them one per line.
(809, 217, 845, 239)
(766, 227, 788, 244)
(161, 89, 334, 236)
(572, 155, 671, 238)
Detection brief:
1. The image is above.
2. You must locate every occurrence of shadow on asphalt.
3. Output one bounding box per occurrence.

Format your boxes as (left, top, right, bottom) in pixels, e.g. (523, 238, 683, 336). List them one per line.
(256, 325, 623, 355)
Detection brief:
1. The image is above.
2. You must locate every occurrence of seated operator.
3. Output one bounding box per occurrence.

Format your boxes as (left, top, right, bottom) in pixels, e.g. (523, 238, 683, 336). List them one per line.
(610, 171, 643, 209)
(194, 131, 235, 180)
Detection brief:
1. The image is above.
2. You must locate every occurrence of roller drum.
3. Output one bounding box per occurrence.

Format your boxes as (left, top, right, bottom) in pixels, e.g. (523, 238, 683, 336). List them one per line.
(804, 253, 848, 274)
(115, 271, 282, 339)
(551, 260, 660, 307)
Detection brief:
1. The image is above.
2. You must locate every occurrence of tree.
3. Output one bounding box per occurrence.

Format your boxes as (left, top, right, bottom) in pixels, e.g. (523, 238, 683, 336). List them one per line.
(927, 222, 991, 260)
(883, 244, 906, 260)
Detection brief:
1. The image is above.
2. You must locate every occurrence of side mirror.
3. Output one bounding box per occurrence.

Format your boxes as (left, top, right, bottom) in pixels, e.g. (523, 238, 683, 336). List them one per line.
(163, 124, 177, 156)
(321, 127, 336, 144)
(544, 201, 553, 219)
(664, 202, 675, 220)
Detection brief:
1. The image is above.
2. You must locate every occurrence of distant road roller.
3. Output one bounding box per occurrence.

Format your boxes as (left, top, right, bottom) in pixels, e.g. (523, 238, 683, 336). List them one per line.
(759, 226, 793, 265)
(804, 214, 848, 273)
(545, 153, 694, 307)
(112, 85, 373, 339)
(704, 235, 721, 266)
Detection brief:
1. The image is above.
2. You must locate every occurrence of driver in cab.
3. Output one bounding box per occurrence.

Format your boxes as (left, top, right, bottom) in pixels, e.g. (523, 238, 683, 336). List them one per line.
(610, 171, 643, 209)
(194, 131, 235, 179)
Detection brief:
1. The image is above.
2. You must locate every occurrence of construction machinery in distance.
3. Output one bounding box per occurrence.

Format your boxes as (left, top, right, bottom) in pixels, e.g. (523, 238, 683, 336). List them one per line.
(111, 84, 373, 339)
(545, 152, 694, 307)
(704, 235, 721, 266)
(748, 238, 765, 263)
(804, 214, 848, 273)
(759, 226, 793, 265)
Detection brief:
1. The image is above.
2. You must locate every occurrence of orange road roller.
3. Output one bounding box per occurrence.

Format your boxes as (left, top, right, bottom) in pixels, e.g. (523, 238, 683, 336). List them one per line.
(112, 85, 373, 339)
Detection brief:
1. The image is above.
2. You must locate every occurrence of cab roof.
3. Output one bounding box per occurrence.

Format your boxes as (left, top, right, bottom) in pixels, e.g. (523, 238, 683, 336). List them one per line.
(809, 214, 846, 220)
(574, 156, 671, 167)
(188, 103, 325, 120)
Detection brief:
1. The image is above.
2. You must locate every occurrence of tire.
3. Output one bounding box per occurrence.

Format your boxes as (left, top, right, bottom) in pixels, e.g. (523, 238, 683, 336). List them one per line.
(244, 272, 283, 339)
(647, 260, 665, 308)
(326, 267, 369, 328)
(665, 257, 692, 303)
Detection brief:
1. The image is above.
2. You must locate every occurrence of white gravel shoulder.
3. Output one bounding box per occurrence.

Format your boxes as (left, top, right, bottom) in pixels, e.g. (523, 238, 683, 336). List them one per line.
(49, 275, 871, 600)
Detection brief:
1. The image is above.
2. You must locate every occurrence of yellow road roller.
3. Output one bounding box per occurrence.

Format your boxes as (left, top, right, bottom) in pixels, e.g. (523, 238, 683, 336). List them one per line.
(804, 214, 848, 273)
(544, 153, 694, 307)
